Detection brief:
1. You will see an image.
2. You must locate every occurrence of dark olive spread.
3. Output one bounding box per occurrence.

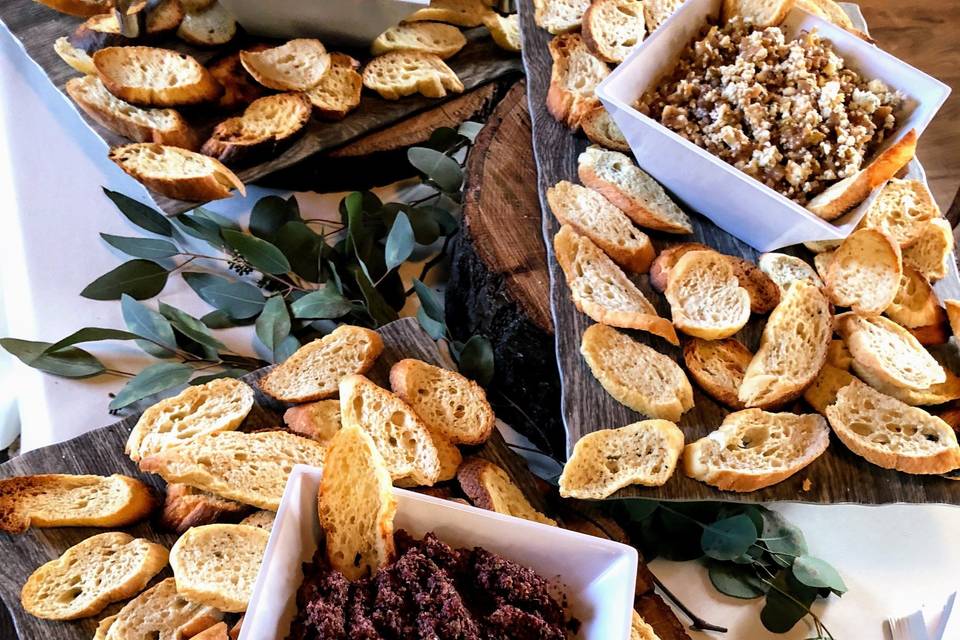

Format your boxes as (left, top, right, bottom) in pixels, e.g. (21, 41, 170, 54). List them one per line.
(289, 531, 571, 640)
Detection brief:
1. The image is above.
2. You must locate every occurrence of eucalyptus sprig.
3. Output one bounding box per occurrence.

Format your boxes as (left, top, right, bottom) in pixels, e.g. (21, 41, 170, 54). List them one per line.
(1, 122, 494, 412)
(622, 501, 846, 638)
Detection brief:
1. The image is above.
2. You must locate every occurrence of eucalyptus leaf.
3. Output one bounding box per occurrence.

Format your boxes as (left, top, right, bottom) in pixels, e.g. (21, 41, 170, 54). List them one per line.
(412, 278, 444, 323)
(201, 280, 266, 319)
(405, 208, 441, 245)
(760, 507, 808, 567)
(108, 362, 194, 410)
(708, 562, 767, 599)
(384, 212, 415, 272)
(222, 229, 291, 275)
(623, 500, 659, 521)
(159, 303, 226, 351)
(100, 234, 179, 260)
(43, 328, 143, 353)
(792, 556, 846, 594)
(256, 296, 291, 356)
(701, 515, 758, 561)
(175, 213, 225, 248)
(290, 287, 353, 319)
(81, 260, 168, 300)
(274, 334, 300, 362)
(654, 508, 705, 561)
(353, 267, 398, 327)
(458, 121, 483, 141)
(0, 338, 105, 378)
(425, 126, 466, 151)
(103, 188, 173, 236)
(408, 147, 463, 193)
(121, 294, 177, 357)
(190, 368, 249, 385)
(273, 221, 321, 281)
(250, 195, 296, 238)
(201, 310, 236, 329)
(193, 208, 239, 230)
(457, 335, 493, 386)
(760, 571, 818, 633)
(418, 205, 458, 236)
(416, 306, 445, 340)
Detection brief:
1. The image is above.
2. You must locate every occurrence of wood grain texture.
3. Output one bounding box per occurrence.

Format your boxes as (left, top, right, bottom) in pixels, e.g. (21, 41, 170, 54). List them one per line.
(519, 0, 960, 504)
(0, 1, 522, 215)
(0, 318, 548, 640)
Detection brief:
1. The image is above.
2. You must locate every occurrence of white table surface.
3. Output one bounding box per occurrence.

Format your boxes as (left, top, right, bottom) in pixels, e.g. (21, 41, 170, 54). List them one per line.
(2, 19, 959, 640)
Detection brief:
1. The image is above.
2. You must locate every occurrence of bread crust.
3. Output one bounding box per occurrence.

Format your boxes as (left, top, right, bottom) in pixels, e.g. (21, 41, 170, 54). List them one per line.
(34, 0, 113, 17)
(546, 33, 609, 130)
(201, 92, 312, 165)
(649, 242, 712, 292)
(109, 143, 245, 202)
(160, 483, 251, 534)
(683, 337, 752, 409)
(580, 105, 631, 152)
(457, 458, 556, 525)
(305, 53, 363, 120)
(70, 0, 185, 53)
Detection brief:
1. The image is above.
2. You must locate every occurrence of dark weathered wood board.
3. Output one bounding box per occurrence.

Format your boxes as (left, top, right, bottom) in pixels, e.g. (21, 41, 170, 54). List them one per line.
(0, 0, 522, 215)
(518, 0, 960, 504)
(0, 318, 549, 640)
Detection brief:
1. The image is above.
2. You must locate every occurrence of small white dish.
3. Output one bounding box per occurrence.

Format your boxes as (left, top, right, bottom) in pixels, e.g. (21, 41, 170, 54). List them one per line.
(240, 465, 639, 640)
(596, 0, 950, 251)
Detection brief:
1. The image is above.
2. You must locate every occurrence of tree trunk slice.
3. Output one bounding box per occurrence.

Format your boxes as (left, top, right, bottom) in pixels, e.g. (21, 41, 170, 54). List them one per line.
(446, 81, 566, 459)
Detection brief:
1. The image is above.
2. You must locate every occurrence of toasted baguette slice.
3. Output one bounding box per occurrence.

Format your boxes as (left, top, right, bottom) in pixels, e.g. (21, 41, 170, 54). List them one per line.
(484, 12, 521, 51)
(836, 313, 945, 391)
(139, 430, 327, 510)
(794, 0, 853, 29)
(726, 256, 780, 313)
(372, 22, 467, 58)
(631, 611, 660, 640)
(457, 458, 556, 525)
(826, 339, 853, 370)
(35, 0, 112, 17)
(69, 0, 185, 52)
(93, 614, 117, 640)
(283, 399, 342, 443)
(159, 483, 250, 534)
(813, 250, 833, 282)
(533, 0, 591, 33)
(177, 2, 236, 46)
(902, 217, 953, 282)
(201, 92, 312, 164)
(405, 0, 492, 27)
(665, 250, 751, 340)
(757, 252, 824, 296)
(207, 48, 268, 110)
(192, 622, 229, 640)
(547, 180, 655, 272)
(721, 0, 795, 27)
(803, 363, 856, 415)
(259, 324, 384, 402)
(240, 39, 330, 91)
(362, 51, 464, 99)
(0, 473, 154, 534)
(852, 359, 960, 406)
(583, 0, 646, 63)
(578, 145, 692, 233)
(826, 379, 960, 473)
(581, 323, 694, 421)
(67, 75, 196, 149)
(319, 423, 397, 580)
(54, 36, 97, 74)
(824, 228, 902, 315)
(546, 34, 609, 129)
(649, 242, 712, 292)
(806, 130, 918, 220)
(430, 430, 463, 481)
(580, 104, 631, 152)
(886, 266, 944, 329)
(21, 532, 168, 620)
(683, 337, 752, 409)
(946, 300, 960, 337)
(109, 143, 245, 201)
(94, 46, 221, 106)
(559, 420, 684, 499)
(804, 238, 842, 254)
(339, 375, 441, 485)
(739, 280, 832, 408)
(389, 358, 495, 445)
(103, 578, 223, 640)
(170, 524, 268, 612)
(907, 321, 951, 346)
(644, 0, 684, 30)
(304, 52, 362, 120)
(240, 510, 275, 531)
(554, 225, 678, 345)
(126, 377, 254, 462)
(684, 409, 830, 492)
(858, 178, 940, 247)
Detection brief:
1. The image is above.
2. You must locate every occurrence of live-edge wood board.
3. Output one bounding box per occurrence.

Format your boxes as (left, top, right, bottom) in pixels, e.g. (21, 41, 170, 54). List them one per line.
(0, 1, 523, 215)
(0, 318, 552, 640)
(518, 0, 960, 504)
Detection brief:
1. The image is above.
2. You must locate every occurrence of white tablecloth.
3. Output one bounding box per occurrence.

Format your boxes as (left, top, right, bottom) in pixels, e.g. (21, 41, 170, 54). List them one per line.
(2, 20, 959, 640)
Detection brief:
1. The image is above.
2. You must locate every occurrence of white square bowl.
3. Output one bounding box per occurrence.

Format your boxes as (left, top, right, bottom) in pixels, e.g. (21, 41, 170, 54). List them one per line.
(595, 0, 951, 251)
(218, 0, 428, 46)
(239, 465, 639, 640)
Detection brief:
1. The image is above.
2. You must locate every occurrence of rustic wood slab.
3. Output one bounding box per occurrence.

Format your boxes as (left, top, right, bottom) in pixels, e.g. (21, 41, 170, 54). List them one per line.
(518, 0, 960, 504)
(0, 317, 549, 640)
(0, 1, 522, 215)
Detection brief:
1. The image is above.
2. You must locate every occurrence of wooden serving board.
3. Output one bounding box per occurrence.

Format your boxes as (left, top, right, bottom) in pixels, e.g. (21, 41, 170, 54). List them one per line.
(518, 0, 960, 504)
(0, 317, 549, 640)
(0, 1, 523, 215)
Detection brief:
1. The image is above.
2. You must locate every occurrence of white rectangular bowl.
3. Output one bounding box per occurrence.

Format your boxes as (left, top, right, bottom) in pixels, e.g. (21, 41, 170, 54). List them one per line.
(240, 465, 639, 640)
(218, 0, 428, 46)
(596, 0, 951, 251)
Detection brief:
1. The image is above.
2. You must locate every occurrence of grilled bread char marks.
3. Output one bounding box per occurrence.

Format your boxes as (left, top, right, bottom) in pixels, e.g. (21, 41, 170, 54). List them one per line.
(665, 250, 751, 340)
(554, 225, 679, 345)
